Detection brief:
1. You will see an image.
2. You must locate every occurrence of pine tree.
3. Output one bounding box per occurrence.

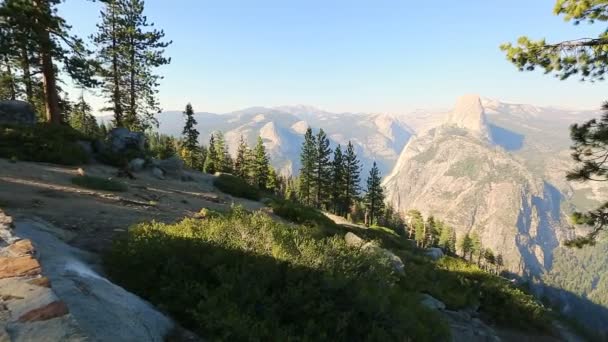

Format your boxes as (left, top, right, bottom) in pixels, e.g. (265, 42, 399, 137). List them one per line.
(313, 128, 332, 209)
(234, 135, 248, 179)
(343, 141, 361, 217)
(426, 216, 438, 247)
(330, 145, 346, 214)
(180, 103, 200, 168)
(459, 233, 474, 261)
(501, 1, 608, 246)
(253, 136, 269, 190)
(203, 134, 217, 174)
(364, 161, 385, 226)
(298, 127, 317, 206)
(266, 165, 278, 193)
(471, 233, 483, 265)
(213, 131, 232, 173)
(1, 0, 98, 124)
(93, 0, 171, 130)
(92, 0, 127, 126)
(438, 224, 456, 254)
(69, 94, 100, 138)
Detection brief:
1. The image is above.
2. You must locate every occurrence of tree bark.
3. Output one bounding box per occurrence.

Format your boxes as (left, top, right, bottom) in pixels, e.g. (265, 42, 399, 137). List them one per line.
(34, 0, 61, 124)
(111, 1, 123, 126)
(19, 44, 33, 103)
(4, 55, 16, 100)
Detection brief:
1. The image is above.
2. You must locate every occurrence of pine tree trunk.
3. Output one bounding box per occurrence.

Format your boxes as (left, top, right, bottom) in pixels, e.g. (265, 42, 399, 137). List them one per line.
(19, 44, 33, 103)
(4, 56, 16, 101)
(34, 0, 61, 124)
(40, 31, 61, 124)
(111, 2, 123, 126)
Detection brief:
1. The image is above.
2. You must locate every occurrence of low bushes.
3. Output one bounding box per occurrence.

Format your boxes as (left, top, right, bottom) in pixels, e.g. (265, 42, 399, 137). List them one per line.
(0, 123, 89, 165)
(213, 173, 260, 200)
(105, 207, 449, 341)
(268, 199, 341, 234)
(71, 175, 127, 192)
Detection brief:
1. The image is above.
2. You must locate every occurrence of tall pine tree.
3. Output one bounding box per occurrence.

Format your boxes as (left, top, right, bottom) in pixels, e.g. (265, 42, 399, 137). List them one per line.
(234, 135, 248, 179)
(313, 128, 331, 209)
(203, 134, 217, 174)
(180, 103, 199, 168)
(298, 127, 317, 206)
(364, 161, 384, 226)
(93, 0, 171, 130)
(330, 145, 346, 215)
(343, 141, 361, 217)
(252, 136, 269, 190)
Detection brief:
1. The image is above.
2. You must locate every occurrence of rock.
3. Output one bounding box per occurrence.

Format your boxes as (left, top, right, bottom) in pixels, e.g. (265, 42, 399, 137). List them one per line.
(157, 156, 184, 177)
(0, 100, 37, 126)
(14, 220, 175, 341)
(76, 168, 86, 177)
(362, 242, 405, 275)
(107, 128, 146, 154)
(28, 277, 51, 288)
(7, 239, 35, 256)
(128, 158, 146, 172)
(152, 167, 165, 180)
(425, 247, 444, 260)
(420, 293, 446, 311)
(17, 301, 69, 322)
(0, 256, 41, 279)
(344, 232, 365, 248)
(442, 310, 500, 342)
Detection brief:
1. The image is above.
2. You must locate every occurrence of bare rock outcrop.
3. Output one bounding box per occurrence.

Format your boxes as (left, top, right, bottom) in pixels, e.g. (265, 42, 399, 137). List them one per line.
(383, 96, 572, 277)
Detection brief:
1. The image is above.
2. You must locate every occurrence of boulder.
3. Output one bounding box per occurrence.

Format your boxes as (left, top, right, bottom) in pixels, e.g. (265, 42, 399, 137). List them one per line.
(128, 158, 146, 172)
(152, 167, 165, 180)
(362, 242, 405, 275)
(156, 156, 184, 177)
(0, 100, 37, 126)
(425, 247, 444, 260)
(420, 293, 446, 311)
(344, 232, 365, 248)
(107, 128, 146, 154)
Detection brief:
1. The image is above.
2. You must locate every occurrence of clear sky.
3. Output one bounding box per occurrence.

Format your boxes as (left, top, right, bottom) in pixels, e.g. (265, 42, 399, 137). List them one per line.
(59, 0, 607, 115)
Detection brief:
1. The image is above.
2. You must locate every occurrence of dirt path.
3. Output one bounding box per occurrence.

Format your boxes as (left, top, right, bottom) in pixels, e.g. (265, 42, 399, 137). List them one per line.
(0, 159, 261, 253)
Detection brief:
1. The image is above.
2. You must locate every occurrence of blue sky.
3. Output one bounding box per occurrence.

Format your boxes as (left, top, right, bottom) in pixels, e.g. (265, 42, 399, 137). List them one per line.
(60, 0, 607, 114)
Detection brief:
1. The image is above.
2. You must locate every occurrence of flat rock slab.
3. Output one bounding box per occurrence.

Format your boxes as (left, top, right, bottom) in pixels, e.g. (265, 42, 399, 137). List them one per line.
(14, 220, 174, 342)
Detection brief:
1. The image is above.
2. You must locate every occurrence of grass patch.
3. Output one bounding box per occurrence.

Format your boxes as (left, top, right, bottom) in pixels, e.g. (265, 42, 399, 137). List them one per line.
(0, 123, 89, 165)
(268, 198, 341, 235)
(213, 173, 260, 200)
(105, 207, 449, 341)
(71, 175, 127, 192)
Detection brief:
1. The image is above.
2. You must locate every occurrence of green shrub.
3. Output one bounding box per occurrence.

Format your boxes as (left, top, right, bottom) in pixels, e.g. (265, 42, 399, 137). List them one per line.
(105, 207, 449, 341)
(71, 175, 127, 192)
(0, 123, 89, 165)
(268, 199, 340, 235)
(405, 256, 551, 331)
(213, 173, 260, 200)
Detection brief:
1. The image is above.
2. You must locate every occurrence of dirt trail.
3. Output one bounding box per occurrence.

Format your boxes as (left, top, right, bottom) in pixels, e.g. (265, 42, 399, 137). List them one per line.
(0, 159, 262, 253)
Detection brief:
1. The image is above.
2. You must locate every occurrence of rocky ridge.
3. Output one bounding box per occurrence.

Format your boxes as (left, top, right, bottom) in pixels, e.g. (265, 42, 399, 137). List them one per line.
(383, 95, 573, 277)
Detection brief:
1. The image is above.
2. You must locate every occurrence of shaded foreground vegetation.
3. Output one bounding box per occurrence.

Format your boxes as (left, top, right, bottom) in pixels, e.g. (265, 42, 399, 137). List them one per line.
(105, 207, 449, 341)
(0, 124, 89, 165)
(105, 202, 555, 340)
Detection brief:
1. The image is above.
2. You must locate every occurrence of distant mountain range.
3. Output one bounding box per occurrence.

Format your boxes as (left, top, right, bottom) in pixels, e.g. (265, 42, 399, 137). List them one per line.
(155, 105, 413, 176)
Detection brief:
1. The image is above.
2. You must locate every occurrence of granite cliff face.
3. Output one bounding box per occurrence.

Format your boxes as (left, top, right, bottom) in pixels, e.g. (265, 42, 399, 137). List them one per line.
(383, 95, 573, 277)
